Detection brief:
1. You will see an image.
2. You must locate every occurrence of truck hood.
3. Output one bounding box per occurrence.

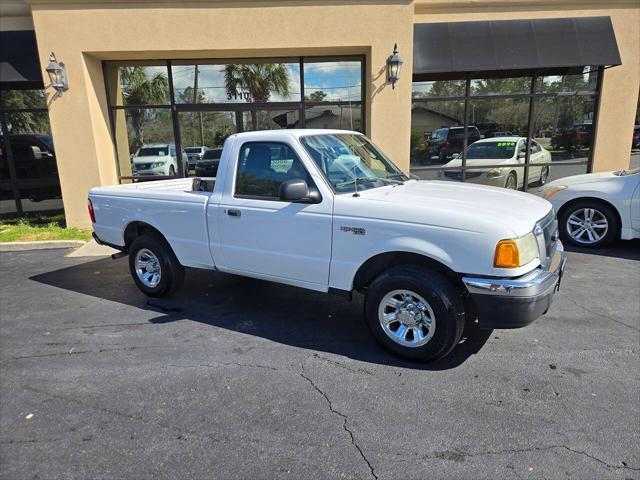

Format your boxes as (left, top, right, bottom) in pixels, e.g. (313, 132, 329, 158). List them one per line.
(350, 180, 552, 237)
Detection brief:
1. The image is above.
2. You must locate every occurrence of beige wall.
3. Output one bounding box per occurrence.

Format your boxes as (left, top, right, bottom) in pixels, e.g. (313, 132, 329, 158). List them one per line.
(28, 0, 414, 227)
(413, 0, 640, 173)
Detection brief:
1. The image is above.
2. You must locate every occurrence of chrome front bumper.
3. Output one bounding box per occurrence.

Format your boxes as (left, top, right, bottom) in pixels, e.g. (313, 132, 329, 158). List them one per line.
(462, 241, 566, 328)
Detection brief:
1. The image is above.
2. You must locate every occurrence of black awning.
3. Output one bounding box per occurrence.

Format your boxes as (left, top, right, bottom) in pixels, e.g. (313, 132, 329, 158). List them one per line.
(413, 17, 621, 80)
(0, 30, 44, 89)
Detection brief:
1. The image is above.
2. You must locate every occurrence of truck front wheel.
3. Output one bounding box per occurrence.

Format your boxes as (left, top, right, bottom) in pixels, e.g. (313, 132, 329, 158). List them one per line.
(128, 233, 185, 297)
(364, 265, 465, 361)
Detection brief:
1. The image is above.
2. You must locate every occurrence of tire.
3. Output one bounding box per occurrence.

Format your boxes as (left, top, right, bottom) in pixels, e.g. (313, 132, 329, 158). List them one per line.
(533, 166, 549, 187)
(128, 233, 185, 297)
(559, 200, 618, 248)
(364, 265, 466, 362)
(169, 165, 176, 176)
(505, 172, 517, 190)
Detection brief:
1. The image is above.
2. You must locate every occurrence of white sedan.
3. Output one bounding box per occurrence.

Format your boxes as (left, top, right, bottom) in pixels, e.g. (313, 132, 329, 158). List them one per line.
(539, 167, 640, 247)
(439, 137, 550, 189)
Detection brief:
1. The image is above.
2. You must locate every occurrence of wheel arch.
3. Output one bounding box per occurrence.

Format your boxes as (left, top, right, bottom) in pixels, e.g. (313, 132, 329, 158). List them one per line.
(353, 251, 465, 293)
(557, 196, 622, 238)
(123, 221, 167, 250)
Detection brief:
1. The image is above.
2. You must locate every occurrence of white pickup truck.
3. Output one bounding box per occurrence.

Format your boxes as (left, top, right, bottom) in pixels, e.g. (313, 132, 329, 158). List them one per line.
(89, 129, 565, 361)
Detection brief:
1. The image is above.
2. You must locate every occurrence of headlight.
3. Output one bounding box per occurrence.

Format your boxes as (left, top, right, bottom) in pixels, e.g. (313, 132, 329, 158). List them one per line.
(486, 168, 503, 178)
(539, 185, 567, 200)
(494, 232, 539, 268)
(151, 161, 166, 168)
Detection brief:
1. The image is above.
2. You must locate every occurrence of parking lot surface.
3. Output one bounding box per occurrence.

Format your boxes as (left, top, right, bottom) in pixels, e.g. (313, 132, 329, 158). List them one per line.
(1, 242, 639, 479)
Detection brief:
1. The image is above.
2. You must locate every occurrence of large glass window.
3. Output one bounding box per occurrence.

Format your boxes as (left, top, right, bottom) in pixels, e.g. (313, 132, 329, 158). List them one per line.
(105, 56, 364, 182)
(410, 67, 601, 191)
(0, 90, 62, 217)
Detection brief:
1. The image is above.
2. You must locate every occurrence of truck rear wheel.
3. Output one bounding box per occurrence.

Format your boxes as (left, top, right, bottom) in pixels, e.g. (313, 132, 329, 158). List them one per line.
(364, 265, 465, 361)
(128, 233, 185, 297)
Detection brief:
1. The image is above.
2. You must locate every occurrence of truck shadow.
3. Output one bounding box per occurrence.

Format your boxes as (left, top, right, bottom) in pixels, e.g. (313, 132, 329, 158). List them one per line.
(30, 256, 492, 371)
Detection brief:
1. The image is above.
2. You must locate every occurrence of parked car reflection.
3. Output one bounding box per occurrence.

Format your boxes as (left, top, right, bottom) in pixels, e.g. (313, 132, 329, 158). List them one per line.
(439, 137, 551, 189)
(195, 147, 223, 177)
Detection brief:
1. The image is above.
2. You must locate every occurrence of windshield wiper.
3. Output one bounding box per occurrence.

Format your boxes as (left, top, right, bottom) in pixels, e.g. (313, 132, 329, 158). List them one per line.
(336, 177, 403, 189)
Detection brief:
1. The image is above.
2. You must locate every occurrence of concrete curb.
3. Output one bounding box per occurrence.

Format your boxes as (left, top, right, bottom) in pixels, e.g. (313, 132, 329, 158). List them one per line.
(0, 240, 87, 252)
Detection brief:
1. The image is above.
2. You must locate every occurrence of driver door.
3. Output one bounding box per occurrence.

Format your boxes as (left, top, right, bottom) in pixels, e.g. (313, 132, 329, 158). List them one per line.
(215, 140, 333, 288)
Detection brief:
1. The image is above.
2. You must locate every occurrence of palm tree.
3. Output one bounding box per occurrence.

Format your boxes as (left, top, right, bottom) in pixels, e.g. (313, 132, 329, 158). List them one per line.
(224, 64, 290, 129)
(120, 67, 169, 150)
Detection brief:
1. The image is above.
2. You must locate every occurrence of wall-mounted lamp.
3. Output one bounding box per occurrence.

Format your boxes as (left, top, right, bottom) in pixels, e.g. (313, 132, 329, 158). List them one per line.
(45, 52, 68, 98)
(387, 43, 404, 89)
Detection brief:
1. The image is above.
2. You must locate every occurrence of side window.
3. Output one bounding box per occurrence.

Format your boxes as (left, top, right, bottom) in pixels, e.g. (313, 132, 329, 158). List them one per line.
(531, 141, 541, 153)
(235, 142, 312, 199)
(169, 145, 176, 156)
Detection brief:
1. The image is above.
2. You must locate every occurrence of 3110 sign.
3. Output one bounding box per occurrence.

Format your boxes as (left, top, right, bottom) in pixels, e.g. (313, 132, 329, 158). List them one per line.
(227, 91, 252, 101)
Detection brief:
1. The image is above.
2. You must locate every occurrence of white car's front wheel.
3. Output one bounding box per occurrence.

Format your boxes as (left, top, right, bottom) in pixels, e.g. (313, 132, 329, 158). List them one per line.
(559, 200, 618, 248)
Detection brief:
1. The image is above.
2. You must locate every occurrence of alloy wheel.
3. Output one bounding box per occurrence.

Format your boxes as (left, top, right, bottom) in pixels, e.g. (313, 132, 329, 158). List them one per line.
(566, 207, 608, 245)
(378, 289, 436, 347)
(135, 248, 162, 288)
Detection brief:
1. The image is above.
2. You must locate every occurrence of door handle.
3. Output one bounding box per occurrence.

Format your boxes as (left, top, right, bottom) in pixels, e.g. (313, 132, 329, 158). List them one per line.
(226, 209, 241, 217)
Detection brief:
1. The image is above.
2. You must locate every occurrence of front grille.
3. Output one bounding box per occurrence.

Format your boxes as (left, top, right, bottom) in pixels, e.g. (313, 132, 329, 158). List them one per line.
(536, 210, 558, 268)
(135, 162, 154, 170)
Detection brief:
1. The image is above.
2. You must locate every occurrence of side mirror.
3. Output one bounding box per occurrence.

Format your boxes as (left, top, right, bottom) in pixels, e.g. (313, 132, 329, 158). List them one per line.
(279, 179, 320, 203)
(31, 146, 42, 160)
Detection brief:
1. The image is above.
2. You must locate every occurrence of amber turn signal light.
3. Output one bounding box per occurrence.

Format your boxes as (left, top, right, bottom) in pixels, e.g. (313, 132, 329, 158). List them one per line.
(494, 240, 520, 268)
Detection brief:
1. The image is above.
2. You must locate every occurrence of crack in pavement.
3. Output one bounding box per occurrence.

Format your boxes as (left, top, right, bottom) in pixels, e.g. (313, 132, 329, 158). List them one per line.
(167, 361, 277, 371)
(299, 360, 378, 480)
(396, 444, 639, 472)
(564, 296, 639, 332)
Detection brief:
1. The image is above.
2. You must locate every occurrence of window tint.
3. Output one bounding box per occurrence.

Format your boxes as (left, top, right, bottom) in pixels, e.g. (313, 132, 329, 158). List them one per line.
(235, 142, 311, 198)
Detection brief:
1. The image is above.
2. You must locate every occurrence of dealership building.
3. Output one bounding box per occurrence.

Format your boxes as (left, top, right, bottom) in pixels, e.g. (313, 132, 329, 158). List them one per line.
(1, 0, 638, 227)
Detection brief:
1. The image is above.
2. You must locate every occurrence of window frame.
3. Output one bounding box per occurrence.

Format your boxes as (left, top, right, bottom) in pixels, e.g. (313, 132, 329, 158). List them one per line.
(410, 66, 604, 190)
(103, 55, 366, 183)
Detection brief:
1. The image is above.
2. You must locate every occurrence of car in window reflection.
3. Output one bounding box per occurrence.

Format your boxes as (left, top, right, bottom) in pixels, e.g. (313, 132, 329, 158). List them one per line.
(0, 134, 61, 201)
(195, 147, 223, 177)
(550, 123, 592, 152)
(185, 146, 209, 170)
(425, 126, 481, 164)
(131, 143, 187, 177)
(439, 137, 551, 189)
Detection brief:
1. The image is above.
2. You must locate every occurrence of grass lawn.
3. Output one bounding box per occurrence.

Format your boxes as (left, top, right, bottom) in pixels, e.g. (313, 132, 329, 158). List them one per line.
(0, 214, 92, 243)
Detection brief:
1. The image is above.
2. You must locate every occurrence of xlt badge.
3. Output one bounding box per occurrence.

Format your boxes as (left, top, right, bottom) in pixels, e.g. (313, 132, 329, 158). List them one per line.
(340, 226, 366, 236)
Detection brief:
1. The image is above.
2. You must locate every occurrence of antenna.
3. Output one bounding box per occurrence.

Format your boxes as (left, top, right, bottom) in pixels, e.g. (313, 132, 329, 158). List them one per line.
(353, 162, 360, 197)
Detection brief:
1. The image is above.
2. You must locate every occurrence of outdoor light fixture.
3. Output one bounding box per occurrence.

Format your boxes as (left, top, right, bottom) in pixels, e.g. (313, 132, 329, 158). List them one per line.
(45, 52, 68, 98)
(387, 43, 404, 89)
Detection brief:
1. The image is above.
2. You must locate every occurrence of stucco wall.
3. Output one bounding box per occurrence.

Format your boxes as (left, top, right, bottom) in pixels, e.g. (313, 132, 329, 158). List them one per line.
(413, 0, 640, 173)
(29, 1, 414, 227)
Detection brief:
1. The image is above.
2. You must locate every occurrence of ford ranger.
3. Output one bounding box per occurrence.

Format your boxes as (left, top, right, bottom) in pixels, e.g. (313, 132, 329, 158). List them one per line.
(89, 130, 565, 361)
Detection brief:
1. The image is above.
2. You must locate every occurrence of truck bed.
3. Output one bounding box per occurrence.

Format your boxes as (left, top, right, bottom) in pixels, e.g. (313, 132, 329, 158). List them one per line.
(90, 178, 215, 202)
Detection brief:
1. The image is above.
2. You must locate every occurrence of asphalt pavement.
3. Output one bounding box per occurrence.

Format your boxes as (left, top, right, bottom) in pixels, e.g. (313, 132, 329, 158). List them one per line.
(0, 242, 639, 479)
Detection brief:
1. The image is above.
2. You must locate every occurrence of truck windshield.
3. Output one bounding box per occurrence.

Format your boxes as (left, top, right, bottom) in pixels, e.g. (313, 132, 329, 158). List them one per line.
(300, 133, 408, 193)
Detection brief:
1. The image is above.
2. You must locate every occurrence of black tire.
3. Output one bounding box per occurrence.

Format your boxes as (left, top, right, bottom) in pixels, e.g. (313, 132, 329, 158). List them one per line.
(169, 165, 176, 176)
(505, 171, 517, 189)
(533, 166, 549, 187)
(128, 233, 185, 297)
(559, 199, 618, 248)
(364, 265, 466, 362)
